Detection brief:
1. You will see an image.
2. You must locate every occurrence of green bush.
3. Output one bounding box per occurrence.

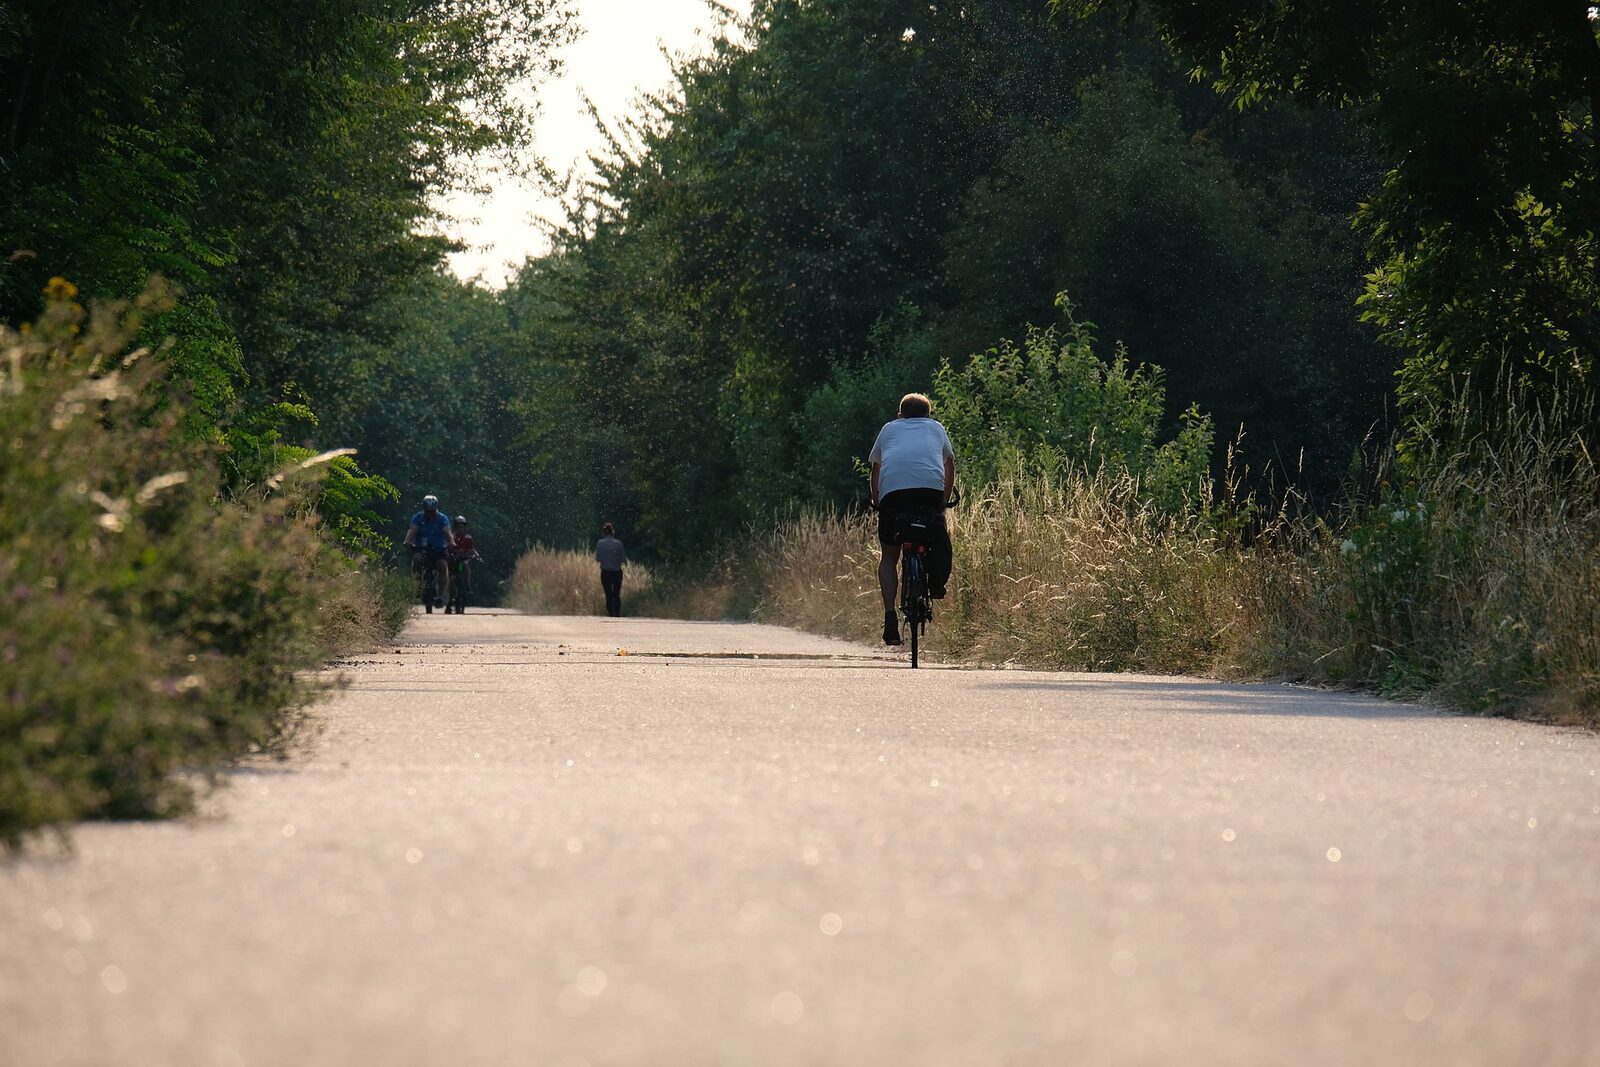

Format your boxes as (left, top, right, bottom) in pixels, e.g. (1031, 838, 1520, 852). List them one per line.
(0, 282, 399, 847)
(223, 402, 401, 558)
(934, 295, 1214, 513)
(797, 306, 942, 506)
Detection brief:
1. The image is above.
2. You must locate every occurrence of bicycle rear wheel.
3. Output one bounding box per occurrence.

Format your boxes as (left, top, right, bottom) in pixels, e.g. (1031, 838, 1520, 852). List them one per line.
(905, 554, 924, 669)
(910, 606, 919, 667)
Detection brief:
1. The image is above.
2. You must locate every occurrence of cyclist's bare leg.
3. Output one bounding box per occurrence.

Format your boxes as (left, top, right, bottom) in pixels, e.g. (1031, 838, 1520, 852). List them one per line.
(434, 557, 448, 598)
(879, 543, 901, 612)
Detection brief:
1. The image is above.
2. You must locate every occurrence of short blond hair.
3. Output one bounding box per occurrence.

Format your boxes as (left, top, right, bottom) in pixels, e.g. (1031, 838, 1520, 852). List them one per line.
(899, 392, 932, 418)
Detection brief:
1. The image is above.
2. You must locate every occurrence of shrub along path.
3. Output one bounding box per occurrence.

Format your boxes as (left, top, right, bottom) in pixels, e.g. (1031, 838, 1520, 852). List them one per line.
(2, 611, 1598, 1065)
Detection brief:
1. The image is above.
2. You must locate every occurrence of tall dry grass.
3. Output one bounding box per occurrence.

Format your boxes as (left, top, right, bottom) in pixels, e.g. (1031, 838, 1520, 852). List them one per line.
(508, 476, 1254, 674)
(751, 476, 1253, 673)
(318, 567, 415, 654)
(753, 449, 1598, 722)
(508, 548, 644, 615)
(507, 548, 748, 620)
(508, 416, 1597, 725)
(1238, 407, 1599, 719)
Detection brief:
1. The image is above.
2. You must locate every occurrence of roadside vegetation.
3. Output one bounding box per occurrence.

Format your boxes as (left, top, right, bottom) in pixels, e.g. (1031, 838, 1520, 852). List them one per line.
(513, 433, 1599, 726)
(501, 2, 1596, 725)
(0, 0, 575, 845)
(509, 548, 748, 623)
(743, 413, 1599, 725)
(512, 313, 1599, 726)
(7, 0, 1599, 841)
(0, 284, 411, 848)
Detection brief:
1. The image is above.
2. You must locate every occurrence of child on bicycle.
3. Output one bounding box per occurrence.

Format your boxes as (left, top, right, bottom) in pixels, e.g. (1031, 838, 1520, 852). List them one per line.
(447, 516, 482, 610)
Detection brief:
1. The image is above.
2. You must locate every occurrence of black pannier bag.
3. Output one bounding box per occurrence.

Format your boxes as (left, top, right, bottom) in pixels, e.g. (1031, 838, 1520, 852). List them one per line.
(895, 510, 952, 595)
(894, 509, 937, 545)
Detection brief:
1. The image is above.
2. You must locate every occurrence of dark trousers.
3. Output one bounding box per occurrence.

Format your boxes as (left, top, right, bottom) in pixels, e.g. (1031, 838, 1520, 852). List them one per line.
(600, 568, 623, 617)
(879, 488, 952, 594)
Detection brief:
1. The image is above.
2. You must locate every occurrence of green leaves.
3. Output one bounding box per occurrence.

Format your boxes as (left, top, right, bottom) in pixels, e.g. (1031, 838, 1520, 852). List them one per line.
(1, 0, 577, 459)
(0, 283, 389, 845)
(934, 296, 1214, 514)
(1062, 0, 1600, 435)
(508, 0, 1394, 556)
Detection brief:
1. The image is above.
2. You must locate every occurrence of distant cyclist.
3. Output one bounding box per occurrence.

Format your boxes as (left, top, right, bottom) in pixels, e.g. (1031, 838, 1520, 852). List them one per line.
(447, 515, 482, 610)
(448, 516, 481, 566)
(402, 494, 454, 607)
(869, 392, 955, 645)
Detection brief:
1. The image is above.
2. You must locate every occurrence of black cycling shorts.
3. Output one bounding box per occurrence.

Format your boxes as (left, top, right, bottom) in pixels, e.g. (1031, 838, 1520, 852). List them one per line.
(877, 487, 947, 546)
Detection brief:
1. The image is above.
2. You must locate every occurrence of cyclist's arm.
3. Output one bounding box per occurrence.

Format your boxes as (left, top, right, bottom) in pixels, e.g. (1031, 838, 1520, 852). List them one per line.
(870, 462, 881, 506)
(944, 455, 955, 500)
(402, 523, 417, 548)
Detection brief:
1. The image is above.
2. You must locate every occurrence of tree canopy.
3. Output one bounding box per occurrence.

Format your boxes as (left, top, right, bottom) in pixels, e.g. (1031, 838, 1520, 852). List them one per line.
(18, 0, 1574, 573)
(1056, 0, 1600, 429)
(502, 0, 1392, 556)
(1, 0, 575, 431)
(1, 0, 575, 564)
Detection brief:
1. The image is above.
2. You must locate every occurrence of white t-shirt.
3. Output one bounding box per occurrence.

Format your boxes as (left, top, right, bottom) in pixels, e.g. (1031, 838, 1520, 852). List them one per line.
(869, 417, 954, 497)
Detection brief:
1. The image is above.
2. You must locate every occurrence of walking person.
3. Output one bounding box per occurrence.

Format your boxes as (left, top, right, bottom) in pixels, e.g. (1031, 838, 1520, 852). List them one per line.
(595, 522, 626, 617)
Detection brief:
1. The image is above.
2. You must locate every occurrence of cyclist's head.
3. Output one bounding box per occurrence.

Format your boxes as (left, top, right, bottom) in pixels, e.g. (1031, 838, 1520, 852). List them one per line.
(899, 392, 932, 419)
(422, 494, 439, 512)
(602, 522, 615, 536)
(454, 515, 468, 526)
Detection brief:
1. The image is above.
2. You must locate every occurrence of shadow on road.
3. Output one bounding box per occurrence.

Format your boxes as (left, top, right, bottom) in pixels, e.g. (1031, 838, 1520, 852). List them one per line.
(977, 677, 1440, 719)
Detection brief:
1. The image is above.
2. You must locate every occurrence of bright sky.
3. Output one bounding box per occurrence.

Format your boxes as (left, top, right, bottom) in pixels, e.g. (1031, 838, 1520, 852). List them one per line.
(441, 0, 752, 287)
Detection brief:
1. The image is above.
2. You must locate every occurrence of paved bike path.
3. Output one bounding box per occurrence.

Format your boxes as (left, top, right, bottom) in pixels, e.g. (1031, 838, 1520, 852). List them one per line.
(3, 611, 1599, 1066)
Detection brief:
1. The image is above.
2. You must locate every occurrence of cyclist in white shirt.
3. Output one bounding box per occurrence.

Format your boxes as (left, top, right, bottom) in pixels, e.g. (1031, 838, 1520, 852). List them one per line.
(868, 392, 955, 645)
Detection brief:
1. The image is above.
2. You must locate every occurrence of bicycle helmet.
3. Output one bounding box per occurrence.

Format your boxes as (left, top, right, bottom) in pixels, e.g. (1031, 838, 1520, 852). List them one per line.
(454, 515, 467, 525)
(422, 494, 439, 508)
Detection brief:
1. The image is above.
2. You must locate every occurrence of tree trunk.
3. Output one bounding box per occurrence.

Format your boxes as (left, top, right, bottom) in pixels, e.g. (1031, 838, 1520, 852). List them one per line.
(3, 3, 69, 155)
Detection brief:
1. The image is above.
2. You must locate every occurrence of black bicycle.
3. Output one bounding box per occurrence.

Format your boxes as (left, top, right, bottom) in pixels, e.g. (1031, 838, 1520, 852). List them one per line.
(877, 488, 959, 669)
(446, 558, 470, 614)
(408, 547, 443, 614)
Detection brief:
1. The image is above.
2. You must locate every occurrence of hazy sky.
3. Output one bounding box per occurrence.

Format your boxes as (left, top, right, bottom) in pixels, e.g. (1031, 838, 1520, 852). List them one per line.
(441, 0, 751, 286)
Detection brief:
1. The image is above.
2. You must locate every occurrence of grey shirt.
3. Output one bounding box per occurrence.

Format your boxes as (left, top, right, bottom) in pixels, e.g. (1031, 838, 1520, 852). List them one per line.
(595, 536, 626, 571)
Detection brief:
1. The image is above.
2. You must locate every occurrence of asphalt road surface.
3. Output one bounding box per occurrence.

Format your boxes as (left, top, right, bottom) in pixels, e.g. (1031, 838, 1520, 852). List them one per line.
(4, 611, 1599, 1067)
